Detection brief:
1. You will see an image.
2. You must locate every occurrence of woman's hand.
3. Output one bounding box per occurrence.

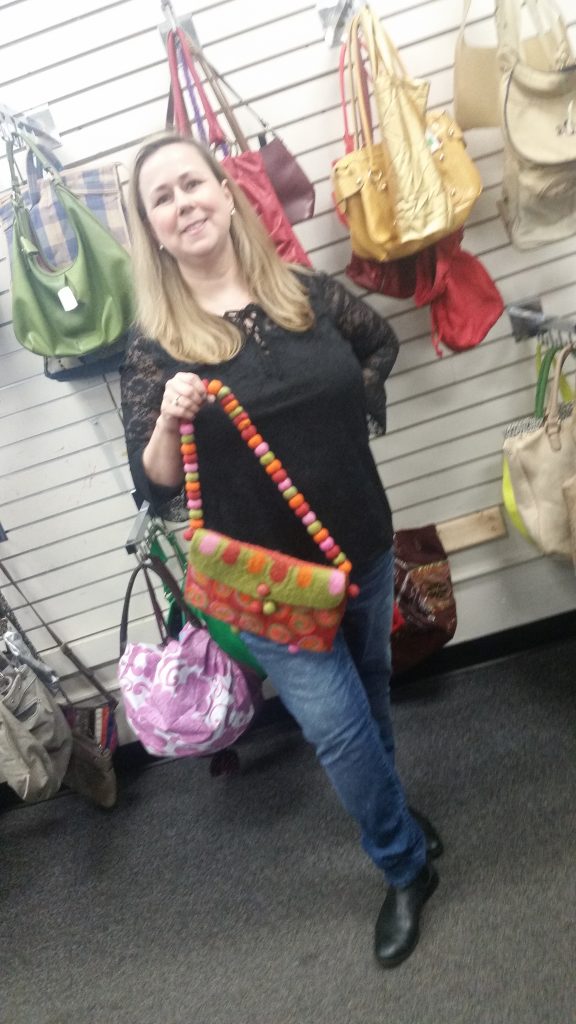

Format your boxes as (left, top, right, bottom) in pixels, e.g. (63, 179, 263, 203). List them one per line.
(159, 372, 212, 428)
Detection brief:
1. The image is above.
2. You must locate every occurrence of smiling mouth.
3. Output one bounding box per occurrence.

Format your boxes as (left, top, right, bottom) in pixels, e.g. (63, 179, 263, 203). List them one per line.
(181, 219, 207, 235)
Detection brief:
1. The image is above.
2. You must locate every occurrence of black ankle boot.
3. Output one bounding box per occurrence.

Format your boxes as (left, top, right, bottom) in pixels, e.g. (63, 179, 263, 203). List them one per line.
(409, 807, 444, 859)
(374, 860, 439, 968)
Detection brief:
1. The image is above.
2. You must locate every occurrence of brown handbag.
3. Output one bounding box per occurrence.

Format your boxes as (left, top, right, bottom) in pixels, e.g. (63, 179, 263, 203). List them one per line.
(391, 526, 457, 674)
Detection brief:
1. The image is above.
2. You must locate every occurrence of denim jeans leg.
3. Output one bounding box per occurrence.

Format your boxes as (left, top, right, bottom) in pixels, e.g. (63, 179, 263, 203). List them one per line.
(341, 548, 396, 762)
(239, 611, 426, 887)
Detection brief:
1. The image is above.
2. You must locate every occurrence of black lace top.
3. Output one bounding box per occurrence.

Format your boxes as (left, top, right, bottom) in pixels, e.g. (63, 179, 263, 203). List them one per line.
(120, 272, 399, 570)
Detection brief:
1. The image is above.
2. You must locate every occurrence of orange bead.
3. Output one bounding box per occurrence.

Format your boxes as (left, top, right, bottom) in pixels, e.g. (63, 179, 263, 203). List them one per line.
(265, 459, 282, 476)
(206, 379, 223, 395)
(340, 560, 353, 575)
(247, 434, 263, 449)
(288, 493, 305, 509)
(180, 444, 196, 455)
(296, 565, 314, 588)
(314, 527, 329, 543)
(247, 550, 267, 574)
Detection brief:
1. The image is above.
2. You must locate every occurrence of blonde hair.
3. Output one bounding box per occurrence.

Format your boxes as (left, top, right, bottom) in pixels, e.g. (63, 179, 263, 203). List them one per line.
(127, 132, 315, 363)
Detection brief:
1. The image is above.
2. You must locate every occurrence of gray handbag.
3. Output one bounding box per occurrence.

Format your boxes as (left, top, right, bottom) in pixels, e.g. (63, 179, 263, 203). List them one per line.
(0, 658, 72, 803)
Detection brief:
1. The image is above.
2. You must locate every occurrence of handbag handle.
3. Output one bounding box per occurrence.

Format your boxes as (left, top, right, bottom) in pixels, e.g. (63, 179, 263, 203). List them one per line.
(544, 344, 575, 447)
(339, 21, 375, 153)
(179, 380, 353, 575)
(119, 555, 202, 657)
(166, 29, 207, 143)
(183, 36, 251, 152)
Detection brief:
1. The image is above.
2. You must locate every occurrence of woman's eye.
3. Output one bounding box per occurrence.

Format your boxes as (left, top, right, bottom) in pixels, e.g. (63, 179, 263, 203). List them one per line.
(154, 194, 169, 206)
(184, 178, 200, 190)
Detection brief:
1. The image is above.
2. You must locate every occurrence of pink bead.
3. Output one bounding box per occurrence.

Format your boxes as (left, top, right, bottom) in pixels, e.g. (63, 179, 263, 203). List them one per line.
(278, 478, 292, 492)
(180, 423, 194, 434)
(187, 499, 202, 509)
(288, 644, 299, 655)
(320, 536, 335, 551)
(254, 442, 269, 457)
(302, 511, 316, 526)
(183, 463, 195, 472)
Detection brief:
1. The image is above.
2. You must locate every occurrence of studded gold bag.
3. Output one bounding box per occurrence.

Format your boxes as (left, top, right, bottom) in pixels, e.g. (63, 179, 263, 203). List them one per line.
(332, 6, 482, 262)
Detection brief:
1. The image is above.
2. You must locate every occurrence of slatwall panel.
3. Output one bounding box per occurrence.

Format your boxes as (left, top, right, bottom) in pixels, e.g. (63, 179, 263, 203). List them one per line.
(1, 0, 576, 712)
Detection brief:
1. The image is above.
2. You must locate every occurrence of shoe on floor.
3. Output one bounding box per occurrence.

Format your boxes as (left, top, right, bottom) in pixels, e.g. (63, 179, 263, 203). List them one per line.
(409, 807, 444, 859)
(374, 860, 439, 968)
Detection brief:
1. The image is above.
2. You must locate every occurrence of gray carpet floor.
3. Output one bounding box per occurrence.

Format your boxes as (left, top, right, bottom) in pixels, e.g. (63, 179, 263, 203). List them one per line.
(1, 638, 576, 1024)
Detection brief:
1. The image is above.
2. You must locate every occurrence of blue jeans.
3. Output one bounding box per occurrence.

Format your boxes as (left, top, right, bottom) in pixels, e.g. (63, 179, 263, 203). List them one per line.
(240, 549, 426, 887)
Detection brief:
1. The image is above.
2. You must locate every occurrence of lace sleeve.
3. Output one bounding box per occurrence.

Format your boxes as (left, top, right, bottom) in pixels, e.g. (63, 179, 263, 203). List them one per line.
(120, 334, 186, 518)
(319, 274, 399, 438)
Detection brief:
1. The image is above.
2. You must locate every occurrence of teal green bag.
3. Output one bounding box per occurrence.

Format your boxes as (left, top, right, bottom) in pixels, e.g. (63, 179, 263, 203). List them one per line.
(7, 135, 134, 358)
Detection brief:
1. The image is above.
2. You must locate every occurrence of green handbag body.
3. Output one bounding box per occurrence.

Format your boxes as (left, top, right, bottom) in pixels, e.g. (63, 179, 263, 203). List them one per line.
(8, 137, 134, 358)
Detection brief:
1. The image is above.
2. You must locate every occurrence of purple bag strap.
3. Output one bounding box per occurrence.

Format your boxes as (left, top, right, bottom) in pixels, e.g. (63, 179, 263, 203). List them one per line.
(175, 33, 208, 145)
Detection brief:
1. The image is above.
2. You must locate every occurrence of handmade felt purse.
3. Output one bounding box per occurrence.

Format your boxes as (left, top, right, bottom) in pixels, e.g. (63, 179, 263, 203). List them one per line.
(180, 382, 358, 654)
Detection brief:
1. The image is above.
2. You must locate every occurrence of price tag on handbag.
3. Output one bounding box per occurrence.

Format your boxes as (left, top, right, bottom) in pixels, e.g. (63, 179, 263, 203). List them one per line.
(58, 285, 78, 311)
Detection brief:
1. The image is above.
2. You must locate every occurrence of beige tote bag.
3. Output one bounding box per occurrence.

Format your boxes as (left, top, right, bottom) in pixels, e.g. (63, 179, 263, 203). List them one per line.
(453, 0, 571, 130)
(503, 345, 576, 560)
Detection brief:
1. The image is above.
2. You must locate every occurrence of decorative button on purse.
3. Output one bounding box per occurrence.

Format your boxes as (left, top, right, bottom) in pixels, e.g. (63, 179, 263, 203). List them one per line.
(180, 380, 359, 654)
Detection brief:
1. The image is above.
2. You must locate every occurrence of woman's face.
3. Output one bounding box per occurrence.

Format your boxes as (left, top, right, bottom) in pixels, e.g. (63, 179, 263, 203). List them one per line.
(138, 143, 235, 269)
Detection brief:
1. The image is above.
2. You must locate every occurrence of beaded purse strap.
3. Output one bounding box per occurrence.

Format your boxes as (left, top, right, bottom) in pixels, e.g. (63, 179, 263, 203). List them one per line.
(179, 379, 353, 575)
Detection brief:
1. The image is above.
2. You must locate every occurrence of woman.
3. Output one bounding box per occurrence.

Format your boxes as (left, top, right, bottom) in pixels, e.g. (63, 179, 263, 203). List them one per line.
(121, 132, 442, 967)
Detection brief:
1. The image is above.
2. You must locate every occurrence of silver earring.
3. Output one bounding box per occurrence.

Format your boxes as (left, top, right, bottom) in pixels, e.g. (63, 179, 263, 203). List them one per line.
(159, 243, 165, 251)
(230, 207, 236, 217)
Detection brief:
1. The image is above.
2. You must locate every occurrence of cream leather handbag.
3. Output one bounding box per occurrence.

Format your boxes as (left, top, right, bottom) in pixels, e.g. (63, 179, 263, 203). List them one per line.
(453, 0, 571, 131)
(503, 345, 576, 560)
(496, 0, 576, 248)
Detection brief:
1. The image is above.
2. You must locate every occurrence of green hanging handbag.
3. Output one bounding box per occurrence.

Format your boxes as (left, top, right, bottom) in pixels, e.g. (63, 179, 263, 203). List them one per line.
(7, 134, 134, 358)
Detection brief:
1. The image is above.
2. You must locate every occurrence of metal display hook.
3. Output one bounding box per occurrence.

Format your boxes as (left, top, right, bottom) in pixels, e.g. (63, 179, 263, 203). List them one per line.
(158, 0, 199, 48)
(507, 298, 576, 348)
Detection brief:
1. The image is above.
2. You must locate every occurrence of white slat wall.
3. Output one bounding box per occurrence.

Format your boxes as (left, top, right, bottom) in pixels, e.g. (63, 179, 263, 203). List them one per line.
(1, 0, 575, 707)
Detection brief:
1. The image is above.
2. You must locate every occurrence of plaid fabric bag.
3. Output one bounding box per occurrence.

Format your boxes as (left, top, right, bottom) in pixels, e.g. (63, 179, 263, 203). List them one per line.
(0, 147, 130, 267)
(0, 143, 131, 380)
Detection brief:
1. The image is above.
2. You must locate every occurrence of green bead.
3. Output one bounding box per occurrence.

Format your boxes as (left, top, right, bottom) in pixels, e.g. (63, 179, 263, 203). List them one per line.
(187, 472, 199, 482)
(260, 451, 275, 466)
(180, 434, 194, 443)
(229, 406, 243, 419)
(189, 509, 203, 520)
(334, 553, 346, 566)
(262, 599, 277, 615)
(307, 520, 322, 536)
(217, 386, 231, 399)
(283, 485, 298, 500)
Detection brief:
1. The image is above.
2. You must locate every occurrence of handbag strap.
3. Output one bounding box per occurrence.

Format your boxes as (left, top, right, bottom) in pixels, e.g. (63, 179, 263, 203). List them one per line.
(184, 37, 250, 153)
(119, 555, 202, 657)
(166, 29, 207, 143)
(339, 22, 375, 152)
(179, 380, 353, 575)
(545, 344, 575, 438)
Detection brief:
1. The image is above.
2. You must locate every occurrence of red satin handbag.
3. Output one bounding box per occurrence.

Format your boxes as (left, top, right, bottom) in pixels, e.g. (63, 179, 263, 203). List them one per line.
(166, 29, 311, 267)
